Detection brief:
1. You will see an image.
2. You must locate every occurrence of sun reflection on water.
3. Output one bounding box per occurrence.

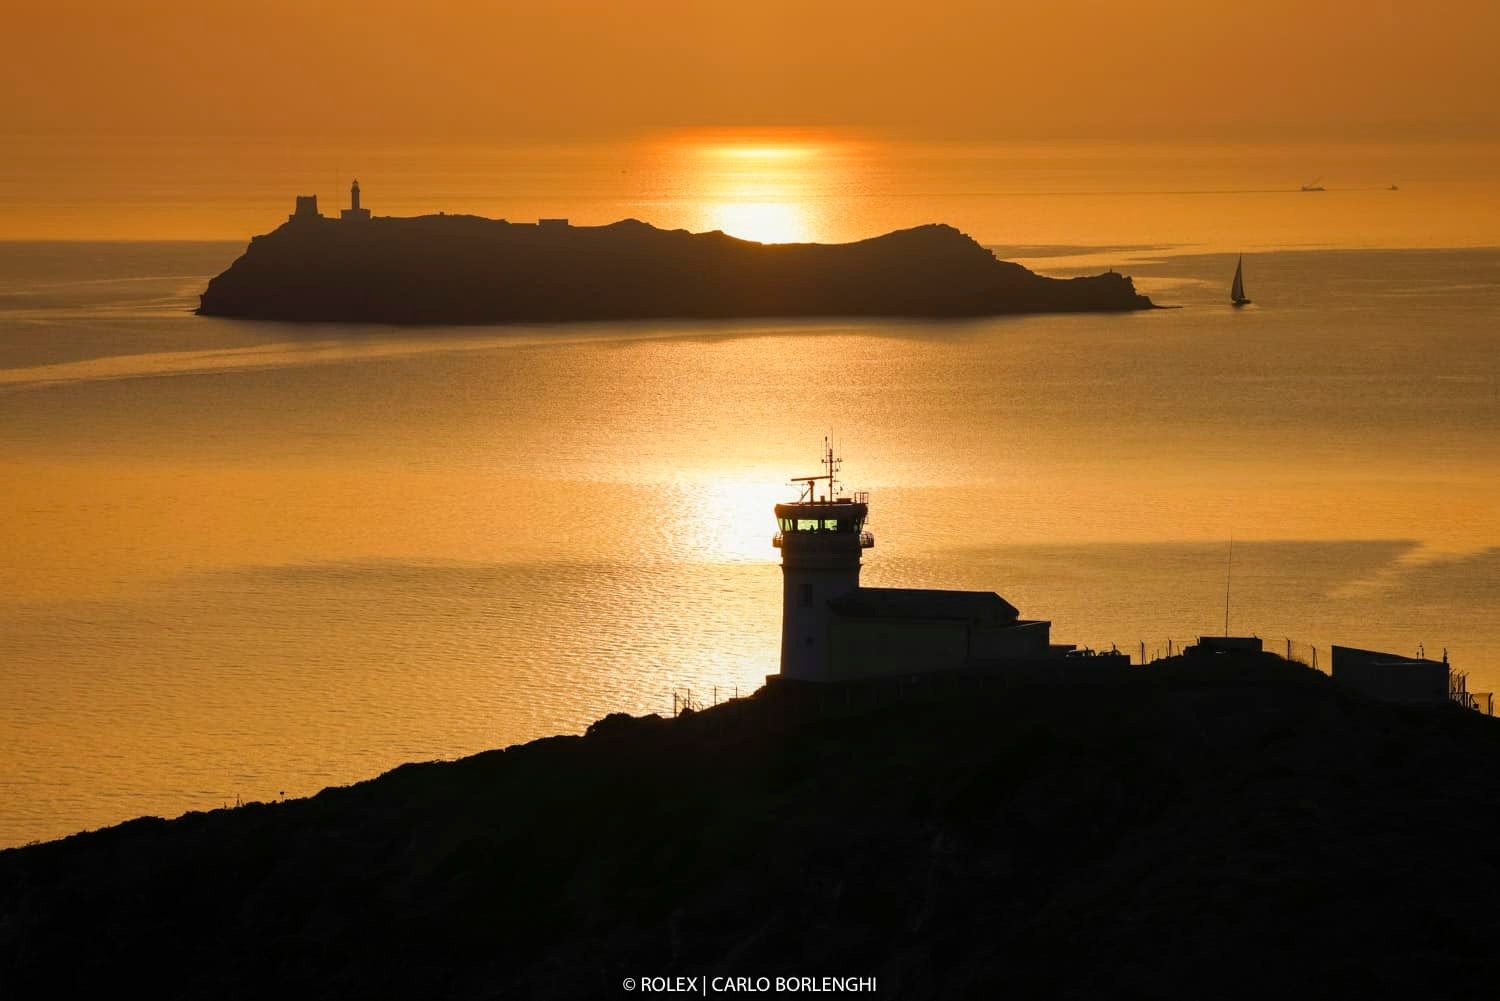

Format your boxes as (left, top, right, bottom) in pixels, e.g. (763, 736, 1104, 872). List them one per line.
(672, 478, 791, 563)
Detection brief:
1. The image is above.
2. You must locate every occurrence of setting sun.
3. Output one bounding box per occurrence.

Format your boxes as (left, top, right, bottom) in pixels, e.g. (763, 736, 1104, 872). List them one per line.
(708, 201, 811, 244)
(671, 133, 847, 243)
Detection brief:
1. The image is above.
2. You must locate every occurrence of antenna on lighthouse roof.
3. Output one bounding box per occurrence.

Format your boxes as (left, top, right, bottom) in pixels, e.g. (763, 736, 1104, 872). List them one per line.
(789, 437, 845, 502)
(822, 435, 842, 501)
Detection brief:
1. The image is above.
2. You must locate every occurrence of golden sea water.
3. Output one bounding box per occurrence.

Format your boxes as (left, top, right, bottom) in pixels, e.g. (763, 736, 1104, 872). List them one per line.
(2, 135, 1498, 846)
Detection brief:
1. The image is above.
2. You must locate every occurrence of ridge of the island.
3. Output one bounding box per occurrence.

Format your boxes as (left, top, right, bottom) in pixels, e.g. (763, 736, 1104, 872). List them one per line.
(196, 186, 1155, 323)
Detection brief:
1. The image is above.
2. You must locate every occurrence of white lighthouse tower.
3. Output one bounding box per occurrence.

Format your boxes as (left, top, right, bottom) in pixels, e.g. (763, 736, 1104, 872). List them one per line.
(773, 441, 874, 681)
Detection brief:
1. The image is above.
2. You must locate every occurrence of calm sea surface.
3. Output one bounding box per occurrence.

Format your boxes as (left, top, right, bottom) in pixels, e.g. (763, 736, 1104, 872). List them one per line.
(2, 138, 1499, 846)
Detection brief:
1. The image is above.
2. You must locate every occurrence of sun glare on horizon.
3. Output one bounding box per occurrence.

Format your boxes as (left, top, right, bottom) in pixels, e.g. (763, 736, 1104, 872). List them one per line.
(708, 144, 815, 162)
(666, 132, 860, 244)
(707, 202, 811, 244)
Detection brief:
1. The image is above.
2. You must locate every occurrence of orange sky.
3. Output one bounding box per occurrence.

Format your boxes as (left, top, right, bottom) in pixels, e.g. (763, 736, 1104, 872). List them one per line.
(3, 1, 1498, 141)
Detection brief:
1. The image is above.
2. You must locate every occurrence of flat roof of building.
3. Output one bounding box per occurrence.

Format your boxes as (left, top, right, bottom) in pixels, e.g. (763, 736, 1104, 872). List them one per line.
(829, 587, 1019, 624)
(775, 500, 867, 517)
(1331, 645, 1447, 669)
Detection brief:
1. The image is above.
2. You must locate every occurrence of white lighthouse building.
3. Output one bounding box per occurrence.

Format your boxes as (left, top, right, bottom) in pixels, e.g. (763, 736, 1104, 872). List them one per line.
(773, 443, 874, 681)
(773, 443, 1054, 682)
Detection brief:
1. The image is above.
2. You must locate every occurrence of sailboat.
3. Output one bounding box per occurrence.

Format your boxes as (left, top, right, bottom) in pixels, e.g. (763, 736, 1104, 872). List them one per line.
(1231, 255, 1251, 307)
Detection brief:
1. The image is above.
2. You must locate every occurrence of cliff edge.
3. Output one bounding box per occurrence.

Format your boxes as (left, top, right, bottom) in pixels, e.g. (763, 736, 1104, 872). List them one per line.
(197, 216, 1155, 323)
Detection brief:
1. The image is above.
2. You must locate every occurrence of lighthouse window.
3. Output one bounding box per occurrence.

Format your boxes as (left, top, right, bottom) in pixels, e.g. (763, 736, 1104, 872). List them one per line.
(779, 515, 865, 533)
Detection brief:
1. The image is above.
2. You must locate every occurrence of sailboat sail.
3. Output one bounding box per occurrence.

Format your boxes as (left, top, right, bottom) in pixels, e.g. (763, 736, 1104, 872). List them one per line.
(1231, 255, 1248, 304)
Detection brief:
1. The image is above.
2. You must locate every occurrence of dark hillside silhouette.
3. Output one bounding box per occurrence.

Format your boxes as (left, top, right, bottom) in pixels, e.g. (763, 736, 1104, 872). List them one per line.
(197, 216, 1155, 323)
(3, 653, 1498, 999)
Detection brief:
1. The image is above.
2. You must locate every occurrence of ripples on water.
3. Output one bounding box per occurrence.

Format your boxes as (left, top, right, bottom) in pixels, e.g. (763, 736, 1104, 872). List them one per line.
(1, 235, 1498, 846)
